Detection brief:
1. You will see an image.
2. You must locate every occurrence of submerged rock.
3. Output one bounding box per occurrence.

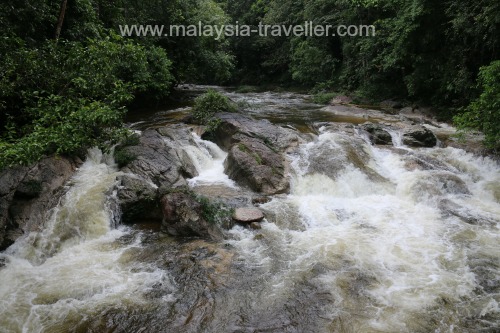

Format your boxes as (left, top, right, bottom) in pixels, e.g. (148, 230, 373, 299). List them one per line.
(250, 222, 262, 230)
(232, 207, 265, 223)
(439, 199, 497, 226)
(360, 123, 393, 145)
(402, 126, 437, 147)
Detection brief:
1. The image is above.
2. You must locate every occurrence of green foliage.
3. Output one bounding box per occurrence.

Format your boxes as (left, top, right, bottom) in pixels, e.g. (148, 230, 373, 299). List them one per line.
(196, 196, 234, 226)
(227, 0, 499, 108)
(120, 133, 141, 147)
(290, 40, 336, 86)
(0, 96, 127, 167)
(114, 132, 140, 168)
(192, 90, 236, 132)
(313, 92, 338, 104)
(114, 149, 137, 168)
(0, 34, 173, 169)
(454, 61, 500, 149)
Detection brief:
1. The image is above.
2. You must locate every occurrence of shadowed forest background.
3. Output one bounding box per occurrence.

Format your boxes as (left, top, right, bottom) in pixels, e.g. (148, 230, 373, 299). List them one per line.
(1, 0, 499, 168)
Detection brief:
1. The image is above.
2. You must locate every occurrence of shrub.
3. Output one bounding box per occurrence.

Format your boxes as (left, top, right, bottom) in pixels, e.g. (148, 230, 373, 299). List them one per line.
(313, 92, 338, 105)
(192, 89, 236, 132)
(196, 196, 234, 227)
(454, 61, 500, 149)
(114, 149, 137, 168)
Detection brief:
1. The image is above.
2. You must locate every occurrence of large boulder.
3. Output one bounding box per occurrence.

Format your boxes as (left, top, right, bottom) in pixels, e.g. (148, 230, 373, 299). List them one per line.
(402, 126, 438, 147)
(360, 123, 393, 145)
(113, 125, 201, 226)
(224, 136, 289, 194)
(0, 156, 79, 250)
(115, 175, 161, 224)
(160, 191, 224, 241)
(120, 129, 191, 187)
(208, 113, 300, 152)
(208, 113, 301, 195)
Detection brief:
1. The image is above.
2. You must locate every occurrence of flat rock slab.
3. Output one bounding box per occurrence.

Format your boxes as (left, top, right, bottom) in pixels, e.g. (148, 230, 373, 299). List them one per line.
(233, 207, 264, 223)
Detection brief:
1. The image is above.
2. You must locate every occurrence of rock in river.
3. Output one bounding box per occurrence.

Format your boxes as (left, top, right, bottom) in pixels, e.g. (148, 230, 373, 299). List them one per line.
(0, 156, 79, 250)
(360, 123, 393, 145)
(233, 207, 265, 223)
(208, 113, 301, 195)
(160, 190, 224, 241)
(402, 126, 437, 147)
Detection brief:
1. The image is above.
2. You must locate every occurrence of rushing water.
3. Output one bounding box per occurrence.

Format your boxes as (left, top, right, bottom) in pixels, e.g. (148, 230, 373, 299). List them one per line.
(0, 149, 173, 333)
(0, 88, 499, 332)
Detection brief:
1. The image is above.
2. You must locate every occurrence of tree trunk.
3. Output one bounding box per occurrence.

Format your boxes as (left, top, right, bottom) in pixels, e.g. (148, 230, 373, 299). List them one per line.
(55, 0, 68, 40)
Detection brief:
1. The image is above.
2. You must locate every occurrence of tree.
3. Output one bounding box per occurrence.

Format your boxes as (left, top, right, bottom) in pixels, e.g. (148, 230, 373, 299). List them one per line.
(454, 61, 500, 149)
(55, 0, 68, 40)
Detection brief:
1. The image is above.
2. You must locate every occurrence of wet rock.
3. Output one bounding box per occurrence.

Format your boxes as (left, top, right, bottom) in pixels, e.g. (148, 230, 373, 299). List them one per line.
(360, 123, 393, 145)
(160, 190, 224, 241)
(120, 126, 198, 188)
(232, 207, 265, 223)
(209, 113, 300, 152)
(399, 106, 436, 120)
(224, 137, 289, 194)
(439, 199, 497, 226)
(252, 196, 271, 205)
(115, 175, 161, 224)
(304, 131, 387, 182)
(254, 233, 265, 240)
(157, 124, 197, 146)
(209, 113, 300, 195)
(402, 126, 437, 147)
(192, 184, 252, 208)
(408, 172, 470, 201)
(0, 156, 79, 250)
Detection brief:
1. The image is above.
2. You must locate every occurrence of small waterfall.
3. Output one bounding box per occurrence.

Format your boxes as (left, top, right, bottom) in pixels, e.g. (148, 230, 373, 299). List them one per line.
(0, 148, 173, 333)
(387, 129, 404, 147)
(184, 133, 236, 188)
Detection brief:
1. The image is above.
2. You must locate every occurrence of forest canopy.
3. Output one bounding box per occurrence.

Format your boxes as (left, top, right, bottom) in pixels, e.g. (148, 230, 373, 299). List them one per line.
(0, 0, 499, 168)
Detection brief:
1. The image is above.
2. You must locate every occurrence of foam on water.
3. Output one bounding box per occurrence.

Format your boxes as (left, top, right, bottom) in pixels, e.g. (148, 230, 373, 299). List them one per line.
(0, 149, 173, 333)
(185, 133, 236, 188)
(228, 129, 500, 332)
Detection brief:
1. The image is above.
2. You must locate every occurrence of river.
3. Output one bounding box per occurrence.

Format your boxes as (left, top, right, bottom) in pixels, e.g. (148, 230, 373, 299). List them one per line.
(0, 87, 499, 332)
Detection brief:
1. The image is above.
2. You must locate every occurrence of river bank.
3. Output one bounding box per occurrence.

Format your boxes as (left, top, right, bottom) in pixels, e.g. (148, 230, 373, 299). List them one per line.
(0, 86, 499, 332)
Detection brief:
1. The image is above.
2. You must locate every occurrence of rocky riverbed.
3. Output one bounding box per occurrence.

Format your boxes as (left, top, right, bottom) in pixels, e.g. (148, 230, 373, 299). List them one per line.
(0, 87, 498, 333)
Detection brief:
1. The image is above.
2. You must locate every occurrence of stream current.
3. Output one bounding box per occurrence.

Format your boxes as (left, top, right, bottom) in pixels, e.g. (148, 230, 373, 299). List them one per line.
(0, 87, 499, 332)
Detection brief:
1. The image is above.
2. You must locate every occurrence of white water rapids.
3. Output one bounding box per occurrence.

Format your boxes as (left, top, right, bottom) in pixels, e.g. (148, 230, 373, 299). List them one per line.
(0, 149, 173, 333)
(227, 126, 500, 332)
(0, 90, 499, 332)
